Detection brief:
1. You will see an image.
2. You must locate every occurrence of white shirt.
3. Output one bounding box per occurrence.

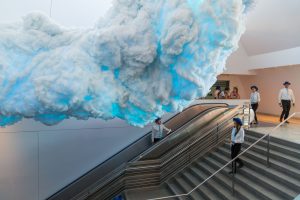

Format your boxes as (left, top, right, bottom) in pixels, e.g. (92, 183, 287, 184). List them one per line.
(231, 127, 245, 144)
(250, 91, 261, 104)
(278, 88, 295, 103)
(219, 91, 225, 99)
(214, 90, 220, 99)
(152, 124, 171, 141)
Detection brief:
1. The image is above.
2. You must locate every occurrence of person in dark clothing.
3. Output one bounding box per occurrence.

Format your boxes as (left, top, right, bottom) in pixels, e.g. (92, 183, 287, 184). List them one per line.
(278, 81, 295, 123)
(229, 118, 245, 174)
(250, 85, 260, 124)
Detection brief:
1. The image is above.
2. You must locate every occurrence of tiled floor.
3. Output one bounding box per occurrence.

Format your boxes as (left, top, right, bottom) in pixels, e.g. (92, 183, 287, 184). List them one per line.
(250, 113, 300, 144)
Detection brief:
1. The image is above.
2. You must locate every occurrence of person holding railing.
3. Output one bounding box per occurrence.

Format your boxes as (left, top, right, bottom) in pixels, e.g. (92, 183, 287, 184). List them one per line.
(229, 118, 245, 174)
(152, 118, 172, 143)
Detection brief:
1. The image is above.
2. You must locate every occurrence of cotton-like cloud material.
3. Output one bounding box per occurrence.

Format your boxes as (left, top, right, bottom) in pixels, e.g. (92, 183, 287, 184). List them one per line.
(0, 0, 253, 127)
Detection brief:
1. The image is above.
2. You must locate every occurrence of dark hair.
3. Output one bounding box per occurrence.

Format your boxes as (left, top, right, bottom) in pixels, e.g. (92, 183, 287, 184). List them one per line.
(233, 87, 239, 93)
(251, 85, 258, 91)
(216, 86, 221, 90)
(225, 87, 230, 91)
(155, 118, 161, 123)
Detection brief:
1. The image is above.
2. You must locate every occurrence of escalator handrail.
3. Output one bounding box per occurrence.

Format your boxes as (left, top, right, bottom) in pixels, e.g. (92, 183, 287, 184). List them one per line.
(129, 107, 240, 171)
(47, 103, 228, 199)
(116, 103, 229, 163)
(132, 105, 232, 161)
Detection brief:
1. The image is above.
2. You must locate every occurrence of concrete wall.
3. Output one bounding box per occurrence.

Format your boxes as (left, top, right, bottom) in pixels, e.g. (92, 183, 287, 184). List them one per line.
(219, 65, 300, 117)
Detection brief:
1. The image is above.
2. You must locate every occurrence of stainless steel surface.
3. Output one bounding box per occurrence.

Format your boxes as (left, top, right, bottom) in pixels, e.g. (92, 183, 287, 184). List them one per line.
(48, 103, 231, 200)
(267, 134, 270, 167)
(148, 112, 298, 200)
(88, 108, 239, 200)
(138, 107, 230, 161)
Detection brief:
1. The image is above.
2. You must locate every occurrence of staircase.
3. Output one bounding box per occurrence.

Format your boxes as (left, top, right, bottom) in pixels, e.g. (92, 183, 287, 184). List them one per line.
(127, 130, 300, 200)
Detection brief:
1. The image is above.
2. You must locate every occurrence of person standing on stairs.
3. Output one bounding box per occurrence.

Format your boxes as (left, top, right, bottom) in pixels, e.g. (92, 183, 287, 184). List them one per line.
(250, 85, 260, 125)
(278, 81, 295, 123)
(229, 118, 245, 174)
(152, 118, 172, 143)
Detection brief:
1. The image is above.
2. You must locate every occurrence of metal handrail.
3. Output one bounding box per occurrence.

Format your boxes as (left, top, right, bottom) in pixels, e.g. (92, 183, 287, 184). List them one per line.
(81, 106, 239, 200)
(149, 112, 298, 200)
(47, 103, 230, 200)
(134, 104, 234, 161)
(126, 109, 240, 171)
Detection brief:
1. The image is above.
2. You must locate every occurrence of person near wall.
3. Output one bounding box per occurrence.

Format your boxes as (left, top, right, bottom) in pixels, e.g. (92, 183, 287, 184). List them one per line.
(230, 87, 241, 99)
(152, 118, 172, 143)
(214, 86, 221, 99)
(219, 87, 230, 99)
(224, 87, 231, 99)
(229, 117, 244, 174)
(250, 85, 260, 124)
(278, 81, 296, 123)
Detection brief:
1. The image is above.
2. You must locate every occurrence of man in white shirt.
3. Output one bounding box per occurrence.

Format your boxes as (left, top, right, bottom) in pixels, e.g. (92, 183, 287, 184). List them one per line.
(278, 81, 296, 123)
(152, 118, 172, 143)
(250, 85, 261, 124)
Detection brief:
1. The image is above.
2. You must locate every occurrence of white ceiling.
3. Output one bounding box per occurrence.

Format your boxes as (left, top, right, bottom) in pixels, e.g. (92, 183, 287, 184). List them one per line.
(241, 0, 300, 56)
(0, 0, 112, 27)
(1, 0, 300, 71)
(1, 0, 300, 54)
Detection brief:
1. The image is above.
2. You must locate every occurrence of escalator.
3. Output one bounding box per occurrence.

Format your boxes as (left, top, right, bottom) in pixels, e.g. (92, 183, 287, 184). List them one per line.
(48, 103, 241, 200)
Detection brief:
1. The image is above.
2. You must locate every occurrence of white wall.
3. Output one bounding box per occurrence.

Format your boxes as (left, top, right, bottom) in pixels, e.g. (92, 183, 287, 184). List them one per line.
(226, 45, 300, 75)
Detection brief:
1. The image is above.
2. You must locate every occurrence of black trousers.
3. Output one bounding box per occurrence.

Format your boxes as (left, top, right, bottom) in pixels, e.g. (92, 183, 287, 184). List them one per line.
(280, 100, 291, 121)
(231, 143, 243, 172)
(153, 138, 161, 143)
(251, 103, 259, 122)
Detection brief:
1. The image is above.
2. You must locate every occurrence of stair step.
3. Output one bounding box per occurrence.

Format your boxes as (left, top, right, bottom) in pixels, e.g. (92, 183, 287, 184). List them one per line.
(195, 159, 261, 200)
(203, 155, 283, 200)
(210, 151, 297, 199)
(246, 131, 300, 149)
(180, 171, 207, 200)
(224, 141, 300, 169)
(194, 161, 250, 200)
(218, 146, 300, 192)
(245, 134, 300, 159)
(165, 178, 186, 200)
(187, 165, 221, 200)
(217, 145, 300, 180)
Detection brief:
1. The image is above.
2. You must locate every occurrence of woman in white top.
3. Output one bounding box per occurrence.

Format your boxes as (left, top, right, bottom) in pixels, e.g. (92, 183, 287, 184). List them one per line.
(230, 118, 245, 174)
(250, 85, 261, 124)
(152, 118, 172, 143)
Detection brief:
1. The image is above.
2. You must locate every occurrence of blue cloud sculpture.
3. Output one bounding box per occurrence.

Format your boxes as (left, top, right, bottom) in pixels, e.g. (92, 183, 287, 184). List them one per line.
(0, 0, 253, 126)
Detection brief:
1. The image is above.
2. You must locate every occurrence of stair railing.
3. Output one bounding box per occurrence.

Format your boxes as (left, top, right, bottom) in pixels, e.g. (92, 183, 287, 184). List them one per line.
(149, 112, 299, 200)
